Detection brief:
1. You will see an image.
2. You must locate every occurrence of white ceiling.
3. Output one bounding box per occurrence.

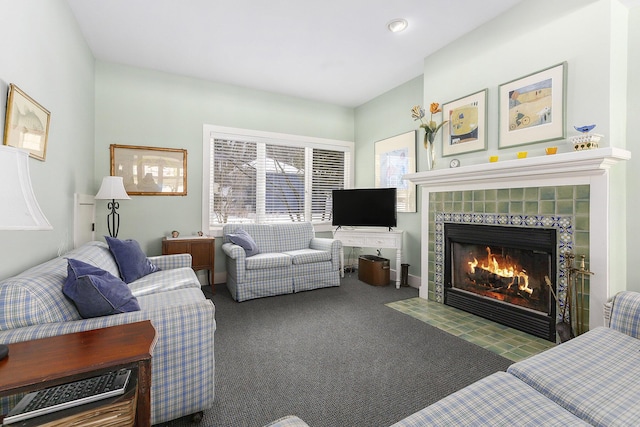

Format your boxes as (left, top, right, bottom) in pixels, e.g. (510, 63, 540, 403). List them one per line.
(68, 0, 616, 108)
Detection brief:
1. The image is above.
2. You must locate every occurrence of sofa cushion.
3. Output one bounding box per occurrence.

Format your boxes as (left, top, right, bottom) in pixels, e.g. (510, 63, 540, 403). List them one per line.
(245, 253, 292, 270)
(390, 372, 590, 427)
(128, 267, 202, 298)
(63, 259, 140, 318)
(105, 236, 159, 283)
(226, 228, 260, 257)
(507, 327, 640, 426)
(284, 249, 332, 265)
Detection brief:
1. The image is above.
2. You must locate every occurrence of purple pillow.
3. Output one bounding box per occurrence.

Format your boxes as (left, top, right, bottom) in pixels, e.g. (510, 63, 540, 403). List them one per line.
(226, 228, 260, 257)
(105, 236, 159, 283)
(63, 258, 140, 318)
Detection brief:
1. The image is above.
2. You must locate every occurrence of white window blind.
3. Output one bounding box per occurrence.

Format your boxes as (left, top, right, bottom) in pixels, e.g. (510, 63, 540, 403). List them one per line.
(205, 126, 353, 229)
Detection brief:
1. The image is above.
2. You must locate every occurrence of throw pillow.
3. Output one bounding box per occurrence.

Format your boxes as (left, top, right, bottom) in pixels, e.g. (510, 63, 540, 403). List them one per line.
(226, 228, 260, 257)
(63, 258, 140, 318)
(105, 236, 159, 283)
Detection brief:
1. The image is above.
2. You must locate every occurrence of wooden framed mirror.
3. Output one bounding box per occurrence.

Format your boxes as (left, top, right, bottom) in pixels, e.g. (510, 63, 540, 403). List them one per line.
(110, 144, 187, 196)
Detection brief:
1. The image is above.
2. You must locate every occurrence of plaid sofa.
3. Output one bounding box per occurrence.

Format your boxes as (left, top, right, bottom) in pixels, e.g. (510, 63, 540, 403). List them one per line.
(222, 223, 342, 302)
(264, 291, 640, 427)
(0, 241, 215, 425)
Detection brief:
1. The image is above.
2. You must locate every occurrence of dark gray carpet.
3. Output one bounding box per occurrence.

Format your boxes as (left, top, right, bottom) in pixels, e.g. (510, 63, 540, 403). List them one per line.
(157, 275, 511, 427)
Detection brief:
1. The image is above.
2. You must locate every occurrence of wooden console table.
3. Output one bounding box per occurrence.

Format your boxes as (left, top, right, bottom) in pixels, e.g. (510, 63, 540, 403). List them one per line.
(162, 236, 215, 293)
(334, 228, 403, 288)
(0, 321, 157, 426)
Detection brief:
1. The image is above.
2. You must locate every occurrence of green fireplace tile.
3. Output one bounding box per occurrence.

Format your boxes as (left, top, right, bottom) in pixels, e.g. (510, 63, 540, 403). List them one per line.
(525, 201, 539, 215)
(497, 201, 510, 213)
(485, 202, 497, 213)
(540, 187, 556, 200)
(510, 188, 524, 200)
(575, 200, 589, 215)
(540, 201, 556, 215)
(575, 215, 589, 231)
(453, 202, 462, 211)
(557, 200, 574, 214)
(444, 192, 453, 201)
(574, 231, 589, 248)
(463, 202, 473, 212)
(510, 201, 524, 213)
(429, 193, 437, 202)
(473, 202, 485, 212)
(485, 189, 498, 201)
(497, 189, 510, 201)
(576, 185, 590, 200)
(524, 187, 539, 201)
(473, 190, 485, 201)
(463, 191, 473, 202)
(557, 186, 574, 200)
(453, 192, 463, 202)
(445, 201, 455, 211)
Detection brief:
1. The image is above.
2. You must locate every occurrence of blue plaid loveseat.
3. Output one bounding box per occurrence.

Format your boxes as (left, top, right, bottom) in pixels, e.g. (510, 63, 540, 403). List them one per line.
(264, 291, 640, 427)
(0, 241, 215, 425)
(222, 222, 342, 302)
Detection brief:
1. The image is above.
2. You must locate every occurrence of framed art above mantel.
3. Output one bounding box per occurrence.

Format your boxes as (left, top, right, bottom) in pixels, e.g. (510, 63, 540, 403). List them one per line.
(442, 89, 488, 157)
(498, 62, 567, 149)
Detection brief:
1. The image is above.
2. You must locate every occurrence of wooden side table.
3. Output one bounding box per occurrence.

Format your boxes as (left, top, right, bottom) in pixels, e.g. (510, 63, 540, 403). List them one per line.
(162, 237, 215, 293)
(0, 321, 157, 427)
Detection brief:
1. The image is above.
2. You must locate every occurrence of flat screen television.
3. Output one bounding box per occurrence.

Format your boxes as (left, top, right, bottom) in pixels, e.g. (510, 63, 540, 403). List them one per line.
(332, 188, 397, 229)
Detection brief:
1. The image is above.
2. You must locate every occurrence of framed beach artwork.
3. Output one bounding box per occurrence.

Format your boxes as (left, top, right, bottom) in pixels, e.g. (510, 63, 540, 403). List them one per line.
(374, 130, 416, 213)
(442, 89, 488, 157)
(499, 62, 567, 148)
(3, 84, 51, 161)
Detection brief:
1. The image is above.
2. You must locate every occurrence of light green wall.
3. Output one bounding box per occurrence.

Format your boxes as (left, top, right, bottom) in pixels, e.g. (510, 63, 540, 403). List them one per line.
(353, 77, 423, 275)
(626, 5, 640, 292)
(0, 0, 95, 279)
(95, 62, 354, 275)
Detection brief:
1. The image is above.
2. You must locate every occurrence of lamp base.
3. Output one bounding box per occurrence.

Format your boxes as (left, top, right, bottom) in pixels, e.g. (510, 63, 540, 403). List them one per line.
(0, 344, 8, 360)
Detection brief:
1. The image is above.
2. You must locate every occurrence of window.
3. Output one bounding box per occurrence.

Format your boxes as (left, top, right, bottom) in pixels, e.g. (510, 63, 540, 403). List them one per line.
(203, 125, 353, 232)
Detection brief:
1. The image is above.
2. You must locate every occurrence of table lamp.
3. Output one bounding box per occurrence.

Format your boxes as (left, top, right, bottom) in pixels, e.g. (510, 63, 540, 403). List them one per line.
(95, 176, 131, 238)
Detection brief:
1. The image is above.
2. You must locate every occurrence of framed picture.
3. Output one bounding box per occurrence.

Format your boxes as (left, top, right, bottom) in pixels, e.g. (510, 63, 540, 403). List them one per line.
(499, 62, 567, 148)
(374, 130, 416, 213)
(3, 84, 51, 161)
(110, 144, 187, 196)
(442, 89, 488, 157)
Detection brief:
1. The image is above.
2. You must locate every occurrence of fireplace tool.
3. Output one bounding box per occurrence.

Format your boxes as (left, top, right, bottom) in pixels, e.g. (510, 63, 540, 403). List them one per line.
(547, 252, 594, 342)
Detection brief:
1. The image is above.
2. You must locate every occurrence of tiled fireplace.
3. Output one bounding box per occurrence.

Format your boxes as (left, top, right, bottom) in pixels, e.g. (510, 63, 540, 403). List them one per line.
(405, 147, 629, 334)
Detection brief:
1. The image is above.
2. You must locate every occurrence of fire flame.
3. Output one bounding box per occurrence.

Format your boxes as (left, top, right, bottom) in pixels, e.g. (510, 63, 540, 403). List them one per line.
(468, 247, 533, 295)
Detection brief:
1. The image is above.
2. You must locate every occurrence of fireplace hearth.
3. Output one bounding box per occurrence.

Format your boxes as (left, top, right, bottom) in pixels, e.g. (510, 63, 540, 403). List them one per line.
(444, 223, 557, 341)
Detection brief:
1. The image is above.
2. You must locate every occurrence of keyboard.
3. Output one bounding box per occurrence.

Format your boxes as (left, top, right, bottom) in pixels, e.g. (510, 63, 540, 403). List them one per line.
(3, 368, 132, 425)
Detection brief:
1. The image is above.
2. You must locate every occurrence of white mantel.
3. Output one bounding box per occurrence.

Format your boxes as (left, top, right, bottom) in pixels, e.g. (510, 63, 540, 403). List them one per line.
(405, 147, 631, 329)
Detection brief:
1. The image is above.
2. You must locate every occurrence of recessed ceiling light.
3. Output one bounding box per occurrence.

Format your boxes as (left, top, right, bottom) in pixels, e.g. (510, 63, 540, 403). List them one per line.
(387, 19, 408, 33)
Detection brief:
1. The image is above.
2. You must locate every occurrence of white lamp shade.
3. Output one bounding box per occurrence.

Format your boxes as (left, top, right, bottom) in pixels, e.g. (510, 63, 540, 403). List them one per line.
(95, 176, 131, 200)
(0, 145, 52, 230)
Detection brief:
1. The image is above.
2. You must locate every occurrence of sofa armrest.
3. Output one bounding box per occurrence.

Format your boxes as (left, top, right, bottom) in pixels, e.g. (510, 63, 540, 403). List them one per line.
(222, 243, 247, 283)
(222, 243, 246, 260)
(310, 237, 342, 270)
(608, 291, 640, 339)
(148, 253, 192, 270)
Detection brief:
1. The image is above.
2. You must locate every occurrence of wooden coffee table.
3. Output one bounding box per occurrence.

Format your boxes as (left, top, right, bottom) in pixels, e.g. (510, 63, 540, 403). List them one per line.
(0, 321, 157, 426)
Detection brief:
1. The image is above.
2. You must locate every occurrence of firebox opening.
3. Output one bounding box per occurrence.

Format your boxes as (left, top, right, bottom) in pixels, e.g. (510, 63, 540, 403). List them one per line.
(444, 223, 557, 341)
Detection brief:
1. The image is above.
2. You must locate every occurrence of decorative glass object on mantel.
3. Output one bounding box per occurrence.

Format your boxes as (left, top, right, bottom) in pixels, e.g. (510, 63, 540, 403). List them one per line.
(411, 103, 448, 170)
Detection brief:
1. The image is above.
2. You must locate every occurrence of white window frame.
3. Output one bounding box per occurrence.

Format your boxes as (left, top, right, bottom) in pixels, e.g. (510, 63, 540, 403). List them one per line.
(202, 124, 354, 236)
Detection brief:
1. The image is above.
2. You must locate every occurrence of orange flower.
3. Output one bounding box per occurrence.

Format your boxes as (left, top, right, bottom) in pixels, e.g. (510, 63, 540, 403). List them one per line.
(429, 103, 442, 114)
